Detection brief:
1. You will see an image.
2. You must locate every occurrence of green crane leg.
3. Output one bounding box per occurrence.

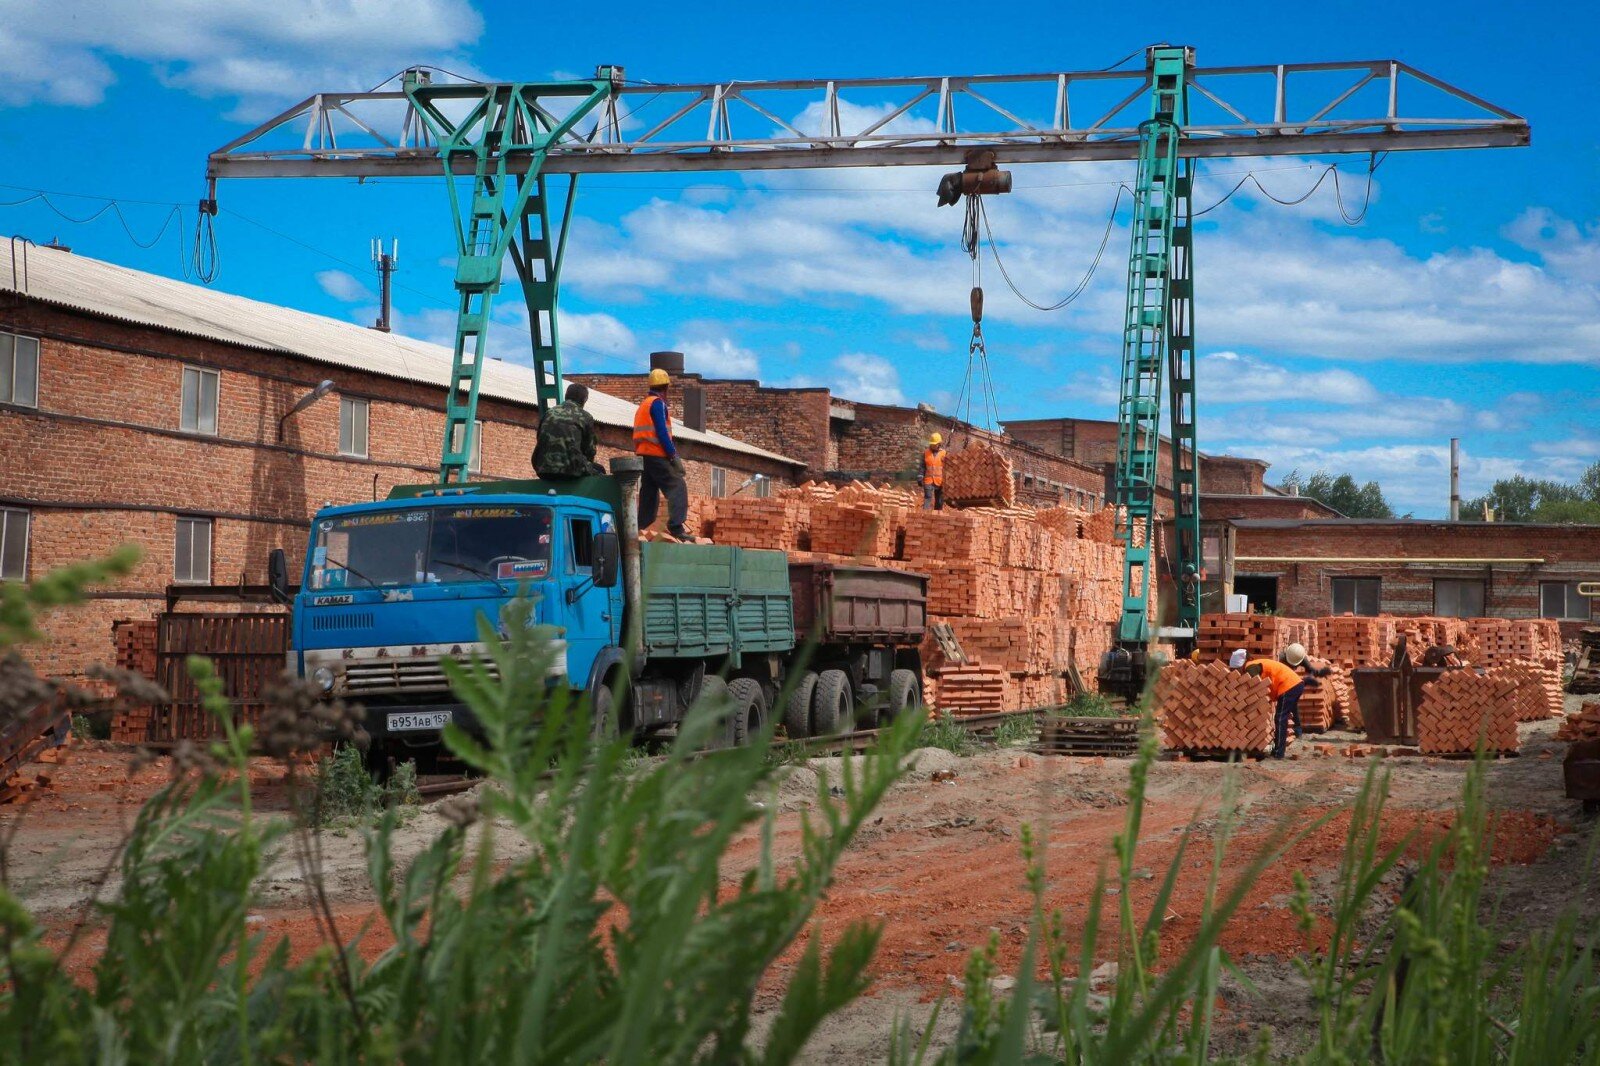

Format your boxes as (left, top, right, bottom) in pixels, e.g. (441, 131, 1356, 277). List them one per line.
(404, 71, 618, 483)
(1166, 159, 1202, 632)
(1113, 46, 1193, 644)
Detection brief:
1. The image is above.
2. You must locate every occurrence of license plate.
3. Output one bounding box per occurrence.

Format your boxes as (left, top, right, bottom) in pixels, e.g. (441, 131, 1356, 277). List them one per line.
(387, 710, 452, 733)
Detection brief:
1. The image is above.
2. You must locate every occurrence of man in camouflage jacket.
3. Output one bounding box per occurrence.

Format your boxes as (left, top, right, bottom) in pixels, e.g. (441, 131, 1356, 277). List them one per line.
(532, 382, 604, 479)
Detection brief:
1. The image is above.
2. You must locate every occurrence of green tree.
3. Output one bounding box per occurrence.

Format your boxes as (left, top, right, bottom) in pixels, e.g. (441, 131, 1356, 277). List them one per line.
(1462, 460, 1600, 523)
(1279, 470, 1395, 519)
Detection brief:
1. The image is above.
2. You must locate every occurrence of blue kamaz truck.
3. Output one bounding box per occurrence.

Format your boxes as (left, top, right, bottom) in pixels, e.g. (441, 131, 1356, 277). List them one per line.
(269, 458, 928, 769)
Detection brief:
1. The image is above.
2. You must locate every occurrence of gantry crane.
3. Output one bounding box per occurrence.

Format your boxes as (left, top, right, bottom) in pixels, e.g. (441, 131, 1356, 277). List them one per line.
(205, 47, 1527, 682)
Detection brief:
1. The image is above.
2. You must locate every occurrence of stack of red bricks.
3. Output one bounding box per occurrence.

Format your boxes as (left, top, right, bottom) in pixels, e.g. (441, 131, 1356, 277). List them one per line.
(1276, 618, 1318, 656)
(808, 482, 917, 558)
(110, 619, 159, 743)
(931, 662, 1011, 715)
(1557, 701, 1600, 742)
(710, 497, 808, 550)
(1316, 616, 1389, 669)
(1295, 657, 1349, 732)
(1151, 661, 1274, 754)
(1196, 613, 1280, 663)
(1493, 660, 1565, 721)
(1416, 669, 1521, 755)
(942, 442, 1016, 507)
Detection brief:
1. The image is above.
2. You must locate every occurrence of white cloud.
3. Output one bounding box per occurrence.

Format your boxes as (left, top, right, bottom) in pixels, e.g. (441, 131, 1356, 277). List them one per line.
(829, 353, 905, 405)
(0, 0, 483, 108)
(1200, 351, 1378, 406)
(674, 332, 761, 378)
(316, 269, 371, 303)
(561, 312, 638, 368)
(1242, 441, 1540, 516)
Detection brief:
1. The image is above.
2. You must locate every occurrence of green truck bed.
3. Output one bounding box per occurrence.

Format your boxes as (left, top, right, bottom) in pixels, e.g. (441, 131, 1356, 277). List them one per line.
(640, 542, 795, 665)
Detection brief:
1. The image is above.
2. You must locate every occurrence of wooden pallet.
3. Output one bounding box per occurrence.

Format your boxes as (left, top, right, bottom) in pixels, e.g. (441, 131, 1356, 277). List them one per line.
(1037, 715, 1141, 757)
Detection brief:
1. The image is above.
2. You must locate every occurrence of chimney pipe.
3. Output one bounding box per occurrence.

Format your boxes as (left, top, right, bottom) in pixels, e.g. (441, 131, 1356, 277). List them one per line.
(372, 238, 398, 332)
(1449, 438, 1460, 521)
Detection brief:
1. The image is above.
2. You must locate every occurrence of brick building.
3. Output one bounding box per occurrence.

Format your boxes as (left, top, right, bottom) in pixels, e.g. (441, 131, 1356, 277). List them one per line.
(1231, 519, 1600, 632)
(1, 247, 801, 682)
(570, 372, 1112, 509)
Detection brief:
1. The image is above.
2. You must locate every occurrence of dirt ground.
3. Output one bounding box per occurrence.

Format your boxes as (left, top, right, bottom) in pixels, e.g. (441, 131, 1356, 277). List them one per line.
(2, 703, 1593, 1062)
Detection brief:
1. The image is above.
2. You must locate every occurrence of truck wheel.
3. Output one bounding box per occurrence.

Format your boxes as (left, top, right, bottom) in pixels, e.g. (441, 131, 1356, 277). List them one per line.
(591, 682, 620, 743)
(729, 678, 768, 746)
(697, 675, 738, 750)
(811, 669, 853, 736)
(785, 671, 819, 739)
(887, 669, 921, 724)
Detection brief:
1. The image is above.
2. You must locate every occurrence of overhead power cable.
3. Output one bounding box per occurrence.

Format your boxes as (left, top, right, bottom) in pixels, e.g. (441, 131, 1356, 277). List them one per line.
(978, 184, 1129, 311)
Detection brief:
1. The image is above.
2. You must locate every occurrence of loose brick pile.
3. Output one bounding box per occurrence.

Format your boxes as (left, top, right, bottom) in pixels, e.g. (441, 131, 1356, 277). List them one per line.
(111, 619, 159, 743)
(1151, 661, 1274, 755)
(1557, 701, 1600, 742)
(942, 442, 1016, 507)
(1416, 669, 1520, 755)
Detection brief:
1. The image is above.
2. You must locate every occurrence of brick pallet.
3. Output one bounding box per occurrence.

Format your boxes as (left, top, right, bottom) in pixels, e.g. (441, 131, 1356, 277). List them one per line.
(1416, 669, 1520, 755)
(1316, 616, 1387, 669)
(1152, 661, 1274, 755)
(942, 442, 1016, 507)
(1038, 716, 1141, 757)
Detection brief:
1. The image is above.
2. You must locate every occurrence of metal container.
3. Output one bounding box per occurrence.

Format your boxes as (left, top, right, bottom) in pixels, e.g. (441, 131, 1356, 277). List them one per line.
(787, 560, 928, 645)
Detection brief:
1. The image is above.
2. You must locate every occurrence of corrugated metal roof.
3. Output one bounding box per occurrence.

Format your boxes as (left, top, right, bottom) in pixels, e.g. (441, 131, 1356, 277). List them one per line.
(0, 245, 799, 466)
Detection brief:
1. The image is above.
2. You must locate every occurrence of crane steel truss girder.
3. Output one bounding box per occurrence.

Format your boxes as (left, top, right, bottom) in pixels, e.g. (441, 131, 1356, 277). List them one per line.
(207, 60, 1528, 179)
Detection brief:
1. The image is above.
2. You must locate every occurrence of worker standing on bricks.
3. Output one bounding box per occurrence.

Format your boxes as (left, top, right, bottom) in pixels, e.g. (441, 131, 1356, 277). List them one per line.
(921, 433, 946, 510)
(633, 367, 690, 540)
(1230, 644, 1327, 759)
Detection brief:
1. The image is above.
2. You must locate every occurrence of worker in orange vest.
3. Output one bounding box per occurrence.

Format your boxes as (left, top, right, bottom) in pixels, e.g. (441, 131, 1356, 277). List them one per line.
(921, 433, 945, 510)
(633, 367, 690, 540)
(1230, 643, 1329, 758)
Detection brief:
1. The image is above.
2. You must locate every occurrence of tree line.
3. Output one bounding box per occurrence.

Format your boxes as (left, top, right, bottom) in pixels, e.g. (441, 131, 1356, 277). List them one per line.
(1278, 460, 1600, 523)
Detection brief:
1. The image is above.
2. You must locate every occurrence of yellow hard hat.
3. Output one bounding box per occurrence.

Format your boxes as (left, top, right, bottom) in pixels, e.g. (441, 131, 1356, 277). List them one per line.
(930, 432, 942, 445)
(648, 368, 670, 387)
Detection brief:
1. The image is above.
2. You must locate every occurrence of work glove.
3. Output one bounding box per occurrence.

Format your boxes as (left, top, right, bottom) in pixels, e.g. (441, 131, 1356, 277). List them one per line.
(670, 455, 687, 478)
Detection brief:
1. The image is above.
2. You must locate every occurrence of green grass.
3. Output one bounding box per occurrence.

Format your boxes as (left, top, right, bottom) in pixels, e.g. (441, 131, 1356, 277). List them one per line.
(915, 711, 978, 756)
(305, 744, 419, 827)
(992, 713, 1037, 747)
(1056, 691, 1125, 718)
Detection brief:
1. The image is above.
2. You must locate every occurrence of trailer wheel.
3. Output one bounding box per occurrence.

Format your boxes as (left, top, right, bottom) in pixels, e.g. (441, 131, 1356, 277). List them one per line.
(811, 669, 853, 736)
(697, 675, 738, 750)
(785, 671, 819, 739)
(887, 668, 921, 724)
(729, 678, 768, 746)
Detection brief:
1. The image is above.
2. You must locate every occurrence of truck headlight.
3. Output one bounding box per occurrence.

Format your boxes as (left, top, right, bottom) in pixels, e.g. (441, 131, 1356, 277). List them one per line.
(312, 666, 335, 693)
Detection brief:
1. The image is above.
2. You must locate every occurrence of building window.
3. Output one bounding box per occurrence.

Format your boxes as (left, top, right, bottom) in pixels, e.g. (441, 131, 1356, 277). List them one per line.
(1542, 581, 1591, 620)
(1434, 579, 1485, 618)
(0, 508, 29, 581)
(180, 366, 219, 435)
(338, 397, 369, 457)
(449, 419, 485, 474)
(174, 517, 212, 584)
(1331, 577, 1381, 616)
(753, 474, 773, 498)
(711, 467, 728, 498)
(1, 332, 40, 408)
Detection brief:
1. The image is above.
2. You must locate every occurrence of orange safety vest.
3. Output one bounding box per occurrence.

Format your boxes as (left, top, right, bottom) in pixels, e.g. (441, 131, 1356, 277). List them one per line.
(922, 447, 944, 486)
(633, 394, 669, 457)
(1248, 658, 1303, 700)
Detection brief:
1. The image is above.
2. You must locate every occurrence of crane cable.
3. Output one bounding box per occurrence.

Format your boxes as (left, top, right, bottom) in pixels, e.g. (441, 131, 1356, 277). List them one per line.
(952, 190, 1002, 438)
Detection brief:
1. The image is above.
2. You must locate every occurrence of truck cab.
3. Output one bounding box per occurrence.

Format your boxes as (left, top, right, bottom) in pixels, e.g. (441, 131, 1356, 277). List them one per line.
(281, 477, 623, 763)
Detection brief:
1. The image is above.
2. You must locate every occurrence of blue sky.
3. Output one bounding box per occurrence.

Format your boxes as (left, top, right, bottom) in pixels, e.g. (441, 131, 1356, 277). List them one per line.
(2, 0, 1596, 515)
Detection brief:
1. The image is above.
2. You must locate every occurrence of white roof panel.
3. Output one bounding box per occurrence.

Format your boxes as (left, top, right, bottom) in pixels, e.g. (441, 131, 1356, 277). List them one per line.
(1, 245, 797, 466)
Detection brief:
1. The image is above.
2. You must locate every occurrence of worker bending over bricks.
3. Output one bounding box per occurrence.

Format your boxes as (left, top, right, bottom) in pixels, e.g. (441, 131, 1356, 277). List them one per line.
(1231, 643, 1329, 759)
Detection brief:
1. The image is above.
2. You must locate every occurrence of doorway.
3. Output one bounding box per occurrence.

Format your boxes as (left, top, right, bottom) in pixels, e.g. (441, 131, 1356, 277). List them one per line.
(1233, 574, 1279, 613)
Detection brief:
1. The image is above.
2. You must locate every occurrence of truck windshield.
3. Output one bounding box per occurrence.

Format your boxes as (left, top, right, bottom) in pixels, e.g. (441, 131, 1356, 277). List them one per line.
(309, 506, 553, 590)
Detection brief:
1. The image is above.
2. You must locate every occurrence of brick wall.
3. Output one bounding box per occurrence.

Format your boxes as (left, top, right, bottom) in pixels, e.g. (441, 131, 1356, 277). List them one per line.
(1202, 494, 1340, 521)
(1233, 520, 1600, 630)
(1001, 418, 1274, 504)
(1203, 456, 1268, 496)
(1, 302, 795, 681)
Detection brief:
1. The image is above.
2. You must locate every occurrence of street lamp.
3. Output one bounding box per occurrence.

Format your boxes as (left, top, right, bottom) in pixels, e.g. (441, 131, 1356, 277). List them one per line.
(278, 379, 336, 441)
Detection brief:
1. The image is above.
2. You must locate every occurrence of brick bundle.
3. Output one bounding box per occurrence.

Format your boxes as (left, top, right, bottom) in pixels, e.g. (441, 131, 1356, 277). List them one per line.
(931, 663, 1010, 714)
(808, 482, 917, 558)
(1557, 701, 1600, 742)
(1494, 660, 1565, 721)
(1277, 618, 1318, 657)
(1295, 658, 1348, 733)
(942, 442, 1015, 507)
(1317, 616, 1388, 669)
(1151, 661, 1274, 754)
(111, 619, 159, 743)
(1197, 613, 1280, 663)
(1416, 669, 1520, 755)
(710, 497, 807, 550)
